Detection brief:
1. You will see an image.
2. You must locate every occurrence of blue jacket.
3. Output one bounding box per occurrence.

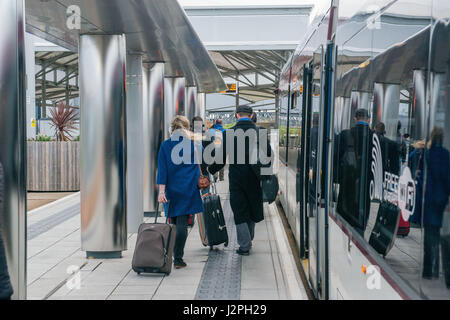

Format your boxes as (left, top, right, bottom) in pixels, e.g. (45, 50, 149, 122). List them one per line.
(423, 144, 450, 227)
(156, 133, 204, 218)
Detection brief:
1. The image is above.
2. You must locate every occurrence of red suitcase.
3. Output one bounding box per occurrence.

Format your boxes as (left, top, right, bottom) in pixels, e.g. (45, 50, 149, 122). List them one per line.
(168, 215, 195, 227)
(397, 213, 410, 237)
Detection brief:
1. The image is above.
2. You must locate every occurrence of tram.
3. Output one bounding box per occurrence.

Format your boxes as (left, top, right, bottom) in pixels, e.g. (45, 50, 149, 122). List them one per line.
(278, 0, 450, 299)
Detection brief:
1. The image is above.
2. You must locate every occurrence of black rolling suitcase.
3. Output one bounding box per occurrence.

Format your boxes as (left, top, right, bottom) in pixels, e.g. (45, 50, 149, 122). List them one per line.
(369, 201, 400, 257)
(198, 178, 229, 249)
(132, 203, 176, 275)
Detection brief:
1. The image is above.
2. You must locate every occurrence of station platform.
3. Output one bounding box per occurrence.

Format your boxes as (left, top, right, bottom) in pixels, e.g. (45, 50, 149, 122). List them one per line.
(26, 179, 307, 300)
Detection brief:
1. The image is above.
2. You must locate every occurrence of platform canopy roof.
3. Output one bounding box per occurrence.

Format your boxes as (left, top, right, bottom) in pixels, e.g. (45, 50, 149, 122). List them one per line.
(25, 0, 226, 93)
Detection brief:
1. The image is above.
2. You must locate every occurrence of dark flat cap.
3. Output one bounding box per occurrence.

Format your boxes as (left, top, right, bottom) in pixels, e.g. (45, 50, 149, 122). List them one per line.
(236, 105, 253, 114)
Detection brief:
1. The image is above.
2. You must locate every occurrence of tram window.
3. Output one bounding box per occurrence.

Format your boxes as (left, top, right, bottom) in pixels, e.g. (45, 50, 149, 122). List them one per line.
(331, 0, 450, 299)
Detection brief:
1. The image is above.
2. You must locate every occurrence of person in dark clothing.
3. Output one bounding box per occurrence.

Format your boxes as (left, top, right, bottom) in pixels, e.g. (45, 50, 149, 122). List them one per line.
(208, 119, 226, 181)
(0, 162, 13, 300)
(421, 127, 450, 279)
(333, 108, 373, 236)
(408, 139, 426, 226)
(191, 116, 212, 196)
(208, 106, 273, 255)
(374, 122, 386, 137)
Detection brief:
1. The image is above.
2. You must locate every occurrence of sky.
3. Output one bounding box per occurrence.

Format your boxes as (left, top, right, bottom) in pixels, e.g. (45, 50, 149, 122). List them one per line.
(178, 0, 314, 7)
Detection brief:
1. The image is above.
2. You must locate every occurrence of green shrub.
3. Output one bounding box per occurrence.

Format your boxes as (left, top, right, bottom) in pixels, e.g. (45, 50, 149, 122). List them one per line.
(36, 134, 52, 142)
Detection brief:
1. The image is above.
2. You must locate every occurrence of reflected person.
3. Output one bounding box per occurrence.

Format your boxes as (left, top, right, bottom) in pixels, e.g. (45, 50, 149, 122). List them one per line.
(333, 109, 373, 236)
(422, 127, 450, 280)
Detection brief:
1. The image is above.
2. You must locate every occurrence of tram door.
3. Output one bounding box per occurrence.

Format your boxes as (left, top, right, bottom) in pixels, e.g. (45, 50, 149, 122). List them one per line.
(306, 47, 325, 297)
(299, 65, 312, 260)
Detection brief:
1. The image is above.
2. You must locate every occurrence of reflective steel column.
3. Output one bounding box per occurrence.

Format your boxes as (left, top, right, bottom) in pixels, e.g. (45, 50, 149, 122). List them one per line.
(412, 70, 427, 141)
(126, 53, 144, 233)
(164, 77, 185, 139)
(80, 35, 127, 258)
(197, 92, 206, 120)
(143, 63, 164, 214)
(185, 86, 198, 122)
(350, 91, 370, 127)
(372, 83, 400, 140)
(0, 0, 26, 300)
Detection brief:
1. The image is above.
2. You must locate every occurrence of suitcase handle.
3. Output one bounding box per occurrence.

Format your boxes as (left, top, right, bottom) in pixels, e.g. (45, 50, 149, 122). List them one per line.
(154, 200, 169, 224)
(210, 174, 217, 194)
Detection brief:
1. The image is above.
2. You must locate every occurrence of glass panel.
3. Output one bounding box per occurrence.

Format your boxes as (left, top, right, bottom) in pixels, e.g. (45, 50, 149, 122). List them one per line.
(307, 46, 324, 294)
(419, 0, 450, 298)
(333, 0, 439, 298)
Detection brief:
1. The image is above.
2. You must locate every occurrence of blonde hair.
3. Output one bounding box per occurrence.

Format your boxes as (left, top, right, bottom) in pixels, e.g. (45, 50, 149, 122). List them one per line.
(412, 139, 426, 149)
(171, 115, 190, 132)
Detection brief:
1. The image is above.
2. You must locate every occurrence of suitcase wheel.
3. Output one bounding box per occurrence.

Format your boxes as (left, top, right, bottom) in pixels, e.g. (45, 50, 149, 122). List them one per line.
(210, 246, 214, 251)
(224, 241, 229, 247)
(166, 272, 171, 276)
(137, 271, 141, 275)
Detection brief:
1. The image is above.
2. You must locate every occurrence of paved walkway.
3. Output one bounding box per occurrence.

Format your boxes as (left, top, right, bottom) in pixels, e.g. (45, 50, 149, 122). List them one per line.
(26, 180, 307, 300)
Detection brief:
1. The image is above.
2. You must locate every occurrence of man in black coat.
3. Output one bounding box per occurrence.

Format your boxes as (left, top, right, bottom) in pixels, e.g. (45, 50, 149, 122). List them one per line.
(0, 162, 13, 300)
(333, 109, 374, 236)
(208, 106, 273, 255)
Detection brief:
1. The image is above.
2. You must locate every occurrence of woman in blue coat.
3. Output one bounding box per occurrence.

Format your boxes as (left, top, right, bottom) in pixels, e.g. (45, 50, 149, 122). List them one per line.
(157, 116, 204, 269)
(422, 127, 450, 279)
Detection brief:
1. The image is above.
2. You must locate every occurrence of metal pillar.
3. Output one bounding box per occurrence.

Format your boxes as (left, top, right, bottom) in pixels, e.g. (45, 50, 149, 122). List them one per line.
(411, 70, 427, 141)
(143, 63, 164, 215)
(79, 34, 127, 258)
(126, 53, 144, 233)
(350, 90, 370, 127)
(372, 83, 400, 140)
(235, 73, 240, 109)
(197, 92, 206, 120)
(185, 86, 198, 122)
(164, 77, 185, 139)
(0, 0, 27, 300)
(275, 92, 280, 129)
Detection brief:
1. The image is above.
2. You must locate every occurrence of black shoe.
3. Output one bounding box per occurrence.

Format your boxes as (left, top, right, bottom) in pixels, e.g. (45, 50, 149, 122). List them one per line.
(236, 248, 250, 256)
(174, 259, 187, 269)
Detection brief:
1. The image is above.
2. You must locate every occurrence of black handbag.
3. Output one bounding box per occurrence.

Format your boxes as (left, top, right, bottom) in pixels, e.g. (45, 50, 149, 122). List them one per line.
(368, 201, 400, 257)
(262, 174, 279, 204)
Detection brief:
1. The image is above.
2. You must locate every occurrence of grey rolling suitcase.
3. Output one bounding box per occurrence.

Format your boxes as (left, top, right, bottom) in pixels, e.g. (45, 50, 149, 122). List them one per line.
(132, 203, 176, 275)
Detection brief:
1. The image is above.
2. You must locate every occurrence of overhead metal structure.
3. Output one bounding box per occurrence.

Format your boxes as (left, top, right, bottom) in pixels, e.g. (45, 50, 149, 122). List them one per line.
(34, 51, 79, 112)
(25, 0, 226, 93)
(210, 50, 292, 103)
